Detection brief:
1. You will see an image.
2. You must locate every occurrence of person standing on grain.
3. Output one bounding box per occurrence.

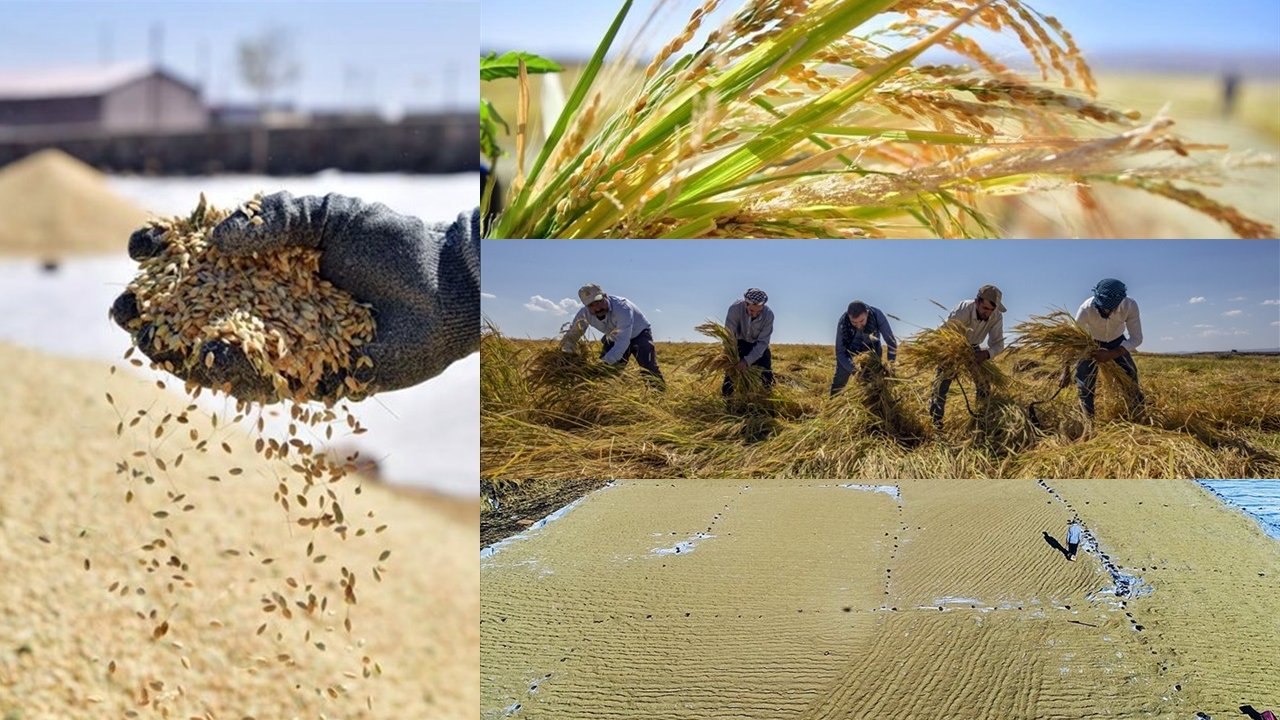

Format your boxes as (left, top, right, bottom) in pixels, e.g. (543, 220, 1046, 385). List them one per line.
(561, 284, 665, 388)
(1066, 517, 1083, 561)
(1073, 278, 1145, 419)
(722, 288, 775, 397)
(928, 285, 1006, 430)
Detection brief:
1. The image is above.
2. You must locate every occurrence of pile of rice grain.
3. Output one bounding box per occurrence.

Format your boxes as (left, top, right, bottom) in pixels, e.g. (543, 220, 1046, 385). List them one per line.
(124, 194, 375, 403)
(0, 148, 149, 257)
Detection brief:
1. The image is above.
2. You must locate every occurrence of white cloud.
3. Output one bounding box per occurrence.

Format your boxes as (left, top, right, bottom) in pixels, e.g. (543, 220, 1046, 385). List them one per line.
(1160, 336, 1175, 341)
(480, 292, 496, 299)
(1223, 309, 1244, 317)
(1263, 299, 1280, 306)
(1192, 324, 1214, 328)
(654, 308, 663, 313)
(1200, 328, 1249, 337)
(1228, 296, 1246, 301)
(1188, 296, 1206, 304)
(1273, 321, 1280, 327)
(524, 295, 578, 316)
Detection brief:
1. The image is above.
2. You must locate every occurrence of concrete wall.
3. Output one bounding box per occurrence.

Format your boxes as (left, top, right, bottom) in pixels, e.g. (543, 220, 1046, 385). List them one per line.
(0, 114, 477, 175)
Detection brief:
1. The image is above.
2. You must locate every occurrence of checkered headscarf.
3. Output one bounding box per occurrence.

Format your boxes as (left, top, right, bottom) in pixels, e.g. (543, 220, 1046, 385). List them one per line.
(744, 288, 768, 305)
(1091, 278, 1127, 311)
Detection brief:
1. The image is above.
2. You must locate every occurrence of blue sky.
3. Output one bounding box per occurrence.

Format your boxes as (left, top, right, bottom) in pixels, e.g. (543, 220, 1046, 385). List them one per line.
(481, 240, 1280, 353)
(0, 1, 477, 114)
(482, 0, 1280, 62)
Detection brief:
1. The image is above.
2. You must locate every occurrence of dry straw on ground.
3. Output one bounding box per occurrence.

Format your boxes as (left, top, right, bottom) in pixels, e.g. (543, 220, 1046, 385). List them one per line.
(483, 0, 1276, 239)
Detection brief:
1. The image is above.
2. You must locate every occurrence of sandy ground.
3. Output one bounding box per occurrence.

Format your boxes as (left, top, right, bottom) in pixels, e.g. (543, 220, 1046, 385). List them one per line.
(481, 478, 1280, 719)
(0, 342, 478, 719)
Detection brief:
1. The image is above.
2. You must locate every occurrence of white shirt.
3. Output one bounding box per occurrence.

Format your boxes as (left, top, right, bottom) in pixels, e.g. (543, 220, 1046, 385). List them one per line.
(1075, 297, 1142, 352)
(948, 300, 1005, 357)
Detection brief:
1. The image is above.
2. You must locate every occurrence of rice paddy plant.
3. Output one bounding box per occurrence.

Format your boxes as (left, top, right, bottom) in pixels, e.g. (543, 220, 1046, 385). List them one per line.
(481, 333, 1280, 481)
(482, 0, 1276, 239)
(1011, 423, 1257, 479)
(853, 351, 927, 444)
(480, 322, 535, 409)
(971, 393, 1039, 454)
(900, 319, 1009, 391)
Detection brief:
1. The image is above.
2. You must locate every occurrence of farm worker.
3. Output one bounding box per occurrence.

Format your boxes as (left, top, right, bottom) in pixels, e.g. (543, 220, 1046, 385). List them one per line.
(1073, 278, 1145, 418)
(1066, 517, 1083, 561)
(111, 192, 479, 403)
(722, 288, 775, 397)
(561, 283, 666, 387)
(928, 285, 1006, 430)
(830, 300, 898, 396)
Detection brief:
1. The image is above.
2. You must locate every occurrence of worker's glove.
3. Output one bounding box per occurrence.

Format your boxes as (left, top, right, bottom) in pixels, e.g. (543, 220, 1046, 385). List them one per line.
(111, 192, 480, 402)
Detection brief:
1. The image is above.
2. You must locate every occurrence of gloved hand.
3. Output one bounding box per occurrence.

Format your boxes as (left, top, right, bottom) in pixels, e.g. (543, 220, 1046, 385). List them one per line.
(111, 192, 480, 402)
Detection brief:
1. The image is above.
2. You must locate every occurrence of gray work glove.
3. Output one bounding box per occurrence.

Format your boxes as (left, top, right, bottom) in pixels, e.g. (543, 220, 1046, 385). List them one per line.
(111, 192, 480, 402)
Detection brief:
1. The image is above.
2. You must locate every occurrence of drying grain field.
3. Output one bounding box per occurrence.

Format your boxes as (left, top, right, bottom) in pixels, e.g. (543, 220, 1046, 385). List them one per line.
(0, 342, 478, 718)
(481, 334, 1280, 495)
(481, 478, 1280, 719)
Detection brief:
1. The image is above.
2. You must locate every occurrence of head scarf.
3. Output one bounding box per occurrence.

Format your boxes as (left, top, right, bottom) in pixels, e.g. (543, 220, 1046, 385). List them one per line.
(744, 288, 768, 305)
(1091, 278, 1127, 311)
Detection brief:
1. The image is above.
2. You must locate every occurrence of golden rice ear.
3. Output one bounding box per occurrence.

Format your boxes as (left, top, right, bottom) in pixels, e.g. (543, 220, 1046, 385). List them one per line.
(487, 0, 1272, 239)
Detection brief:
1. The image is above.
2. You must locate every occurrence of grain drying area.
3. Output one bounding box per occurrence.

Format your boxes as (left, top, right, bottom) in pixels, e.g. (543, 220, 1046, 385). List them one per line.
(481, 478, 1280, 719)
(0, 343, 478, 717)
(0, 148, 480, 717)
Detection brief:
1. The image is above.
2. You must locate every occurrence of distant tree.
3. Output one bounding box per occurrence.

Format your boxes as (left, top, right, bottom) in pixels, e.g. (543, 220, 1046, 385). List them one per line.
(237, 27, 300, 107)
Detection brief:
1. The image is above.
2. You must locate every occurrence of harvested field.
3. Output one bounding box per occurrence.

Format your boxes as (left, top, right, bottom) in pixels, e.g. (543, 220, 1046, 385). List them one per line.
(481, 478, 1280, 719)
(0, 342, 478, 718)
(481, 332, 1280, 488)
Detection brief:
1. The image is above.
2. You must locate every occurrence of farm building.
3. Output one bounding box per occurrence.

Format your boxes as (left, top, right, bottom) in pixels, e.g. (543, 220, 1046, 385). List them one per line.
(0, 63, 208, 139)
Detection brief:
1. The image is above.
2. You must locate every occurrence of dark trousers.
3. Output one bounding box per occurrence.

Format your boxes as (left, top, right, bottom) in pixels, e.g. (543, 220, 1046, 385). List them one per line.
(830, 342, 882, 396)
(1066, 541, 1079, 559)
(722, 340, 773, 396)
(1075, 336, 1143, 417)
(601, 328, 665, 385)
(929, 361, 989, 429)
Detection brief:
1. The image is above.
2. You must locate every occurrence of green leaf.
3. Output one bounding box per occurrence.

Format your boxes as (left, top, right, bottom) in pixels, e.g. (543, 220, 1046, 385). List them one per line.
(481, 51, 564, 82)
(494, 0, 635, 237)
(480, 99, 508, 164)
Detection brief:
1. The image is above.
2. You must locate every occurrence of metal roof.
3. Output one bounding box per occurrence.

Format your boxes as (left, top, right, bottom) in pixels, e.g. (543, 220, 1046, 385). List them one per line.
(0, 63, 197, 100)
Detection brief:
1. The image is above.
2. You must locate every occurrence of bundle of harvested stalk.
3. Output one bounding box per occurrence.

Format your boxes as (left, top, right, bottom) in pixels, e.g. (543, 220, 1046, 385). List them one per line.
(120, 194, 375, 403)
(688, 320, 766, 396)
(901, 320, 1009, 391)
(853, 351, 926, 443)
(1012, 310, 1138, 401)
